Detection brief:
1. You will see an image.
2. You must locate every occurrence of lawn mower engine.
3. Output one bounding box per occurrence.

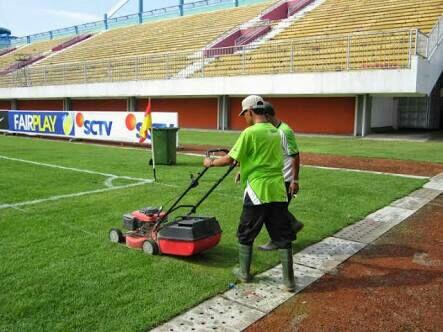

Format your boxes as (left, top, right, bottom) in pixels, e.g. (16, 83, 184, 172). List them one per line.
(109, 207, 222, 256)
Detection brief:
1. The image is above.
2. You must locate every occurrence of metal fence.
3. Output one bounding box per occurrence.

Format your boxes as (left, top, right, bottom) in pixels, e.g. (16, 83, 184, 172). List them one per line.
(427, 16, 443, 58)
(10, 0, 270, 47)
(0, 28, 423, 88)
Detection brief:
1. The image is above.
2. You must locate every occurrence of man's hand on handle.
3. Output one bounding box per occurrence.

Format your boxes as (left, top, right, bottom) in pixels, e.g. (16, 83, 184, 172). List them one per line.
(234, 172, 241, 184)
(289, 180, 299, 197)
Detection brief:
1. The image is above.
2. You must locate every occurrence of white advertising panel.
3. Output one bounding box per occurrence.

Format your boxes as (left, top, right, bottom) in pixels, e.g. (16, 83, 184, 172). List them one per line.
(73, 111, 178, 144)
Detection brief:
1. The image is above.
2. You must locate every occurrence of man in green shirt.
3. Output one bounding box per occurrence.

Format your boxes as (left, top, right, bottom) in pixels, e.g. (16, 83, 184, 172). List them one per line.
(203, 95, 296, 292)
(259, 101, 304, 251)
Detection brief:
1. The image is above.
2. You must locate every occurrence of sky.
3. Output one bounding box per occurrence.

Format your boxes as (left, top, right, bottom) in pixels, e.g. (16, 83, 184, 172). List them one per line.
(0, 0, 187, 36)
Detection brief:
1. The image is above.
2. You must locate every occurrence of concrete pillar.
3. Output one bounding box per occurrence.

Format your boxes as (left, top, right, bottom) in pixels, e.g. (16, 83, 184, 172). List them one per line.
(11, 99, 17, 110)
(354, 94, 372, 136)
(63, 98, 72, 111)
(217, 95, 230, 130)
(127, 97, 137, 112)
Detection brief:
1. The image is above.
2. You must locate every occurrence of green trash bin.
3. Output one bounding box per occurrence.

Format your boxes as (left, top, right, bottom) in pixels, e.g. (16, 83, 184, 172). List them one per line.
(152, 127, 179, 165)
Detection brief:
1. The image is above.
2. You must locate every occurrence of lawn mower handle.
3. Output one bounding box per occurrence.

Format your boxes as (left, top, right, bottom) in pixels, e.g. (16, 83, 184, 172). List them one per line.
(205, 148, 230, 157)
(186, 160, 237, 216)
(155, 162, 237, 226)
(153, 149, 233, 230)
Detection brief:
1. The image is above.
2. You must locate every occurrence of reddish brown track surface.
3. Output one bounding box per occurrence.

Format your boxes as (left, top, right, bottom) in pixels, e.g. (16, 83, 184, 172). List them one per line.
(247, 195, 443, 332)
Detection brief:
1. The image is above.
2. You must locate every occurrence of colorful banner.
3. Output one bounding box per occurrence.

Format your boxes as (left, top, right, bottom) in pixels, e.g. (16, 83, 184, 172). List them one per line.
(8, 111, 75, 136)
(0, 111, 8, 131)
(73, 111, 178, 144)
(4, 111, 178, 145)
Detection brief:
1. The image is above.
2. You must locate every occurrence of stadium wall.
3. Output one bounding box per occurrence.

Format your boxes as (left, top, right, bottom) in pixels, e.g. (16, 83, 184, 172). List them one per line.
(229, 97, 355, 134)
(0, 100, 9, 109)
(71, 99, 127, 112)
(136, 98, 218, 129)
(371, 97, 398, 130)
(17, 100, 63, 110)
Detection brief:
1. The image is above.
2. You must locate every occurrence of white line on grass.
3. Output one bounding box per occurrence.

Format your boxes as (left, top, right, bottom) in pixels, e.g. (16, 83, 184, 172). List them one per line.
(0, 180, 152, 210)
(0, 155, 150, 183)
(303, 165, 430, 180)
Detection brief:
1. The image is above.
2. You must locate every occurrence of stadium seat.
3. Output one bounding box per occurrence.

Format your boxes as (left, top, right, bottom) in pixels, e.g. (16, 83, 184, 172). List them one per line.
(201, 0, 443, 76)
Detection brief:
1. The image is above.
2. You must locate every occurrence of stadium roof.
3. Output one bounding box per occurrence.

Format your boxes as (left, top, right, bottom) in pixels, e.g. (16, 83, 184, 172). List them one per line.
(0, 27, 11, 35)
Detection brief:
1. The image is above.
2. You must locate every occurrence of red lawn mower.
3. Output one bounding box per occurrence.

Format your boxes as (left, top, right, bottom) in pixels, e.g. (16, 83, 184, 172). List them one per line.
(108, 149, 235, 256)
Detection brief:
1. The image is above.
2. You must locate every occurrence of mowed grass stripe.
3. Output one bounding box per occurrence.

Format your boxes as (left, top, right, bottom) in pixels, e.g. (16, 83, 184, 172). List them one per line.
(0, 136, 426, 331)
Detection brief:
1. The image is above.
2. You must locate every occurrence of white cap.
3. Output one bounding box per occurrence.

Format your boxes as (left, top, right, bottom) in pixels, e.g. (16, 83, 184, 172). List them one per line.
(240, 95, 265, 116)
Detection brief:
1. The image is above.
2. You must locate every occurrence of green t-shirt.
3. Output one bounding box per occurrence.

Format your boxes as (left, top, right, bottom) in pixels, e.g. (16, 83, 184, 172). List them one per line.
(278, 122, 299, 182)
(278, 122, 299, 155)
(228, 122, 287, 204)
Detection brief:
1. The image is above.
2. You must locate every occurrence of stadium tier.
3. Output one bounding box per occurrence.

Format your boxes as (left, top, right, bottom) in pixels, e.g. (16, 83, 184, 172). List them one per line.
(17, 2, 272, 85)
(0, 37, 70, 73)
(201, 0, 443, 76)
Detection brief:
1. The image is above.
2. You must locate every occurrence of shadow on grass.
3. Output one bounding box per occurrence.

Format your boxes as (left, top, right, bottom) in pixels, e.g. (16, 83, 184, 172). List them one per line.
(166, 244, 238, 268)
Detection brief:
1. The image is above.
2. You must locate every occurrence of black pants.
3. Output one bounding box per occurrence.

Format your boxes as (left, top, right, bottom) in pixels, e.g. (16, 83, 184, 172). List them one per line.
(237, 202, 295, 249)
(263, 182, 302, 241)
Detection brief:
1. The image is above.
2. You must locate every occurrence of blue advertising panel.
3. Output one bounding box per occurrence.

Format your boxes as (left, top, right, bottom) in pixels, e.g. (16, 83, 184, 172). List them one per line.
(8, 111, 75, 137)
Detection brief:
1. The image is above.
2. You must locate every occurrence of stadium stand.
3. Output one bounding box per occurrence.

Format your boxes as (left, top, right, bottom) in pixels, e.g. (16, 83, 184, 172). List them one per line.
(0, 37, 70, 72)
(20, 2, 272, 85)
(0, 47, 16, 57)
(201, 0, 443, 75)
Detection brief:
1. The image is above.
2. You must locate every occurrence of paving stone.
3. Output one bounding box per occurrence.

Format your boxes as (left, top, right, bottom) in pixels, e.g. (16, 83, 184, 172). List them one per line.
(259, 263, 325, 291)
(335, 218, 399, 243)
(423, 181, 443, 191)
(292, 237, 366, 272)
(408, 188, 442, 201)
(391, 196, 428, 211)
(366, 206, 415, 225)
(222, 264, 324, 313)
(429, 173, 443, 183)
(152, 296, 264, 332)
(222, 280, 294, 314)
(423, 174, 443, 191)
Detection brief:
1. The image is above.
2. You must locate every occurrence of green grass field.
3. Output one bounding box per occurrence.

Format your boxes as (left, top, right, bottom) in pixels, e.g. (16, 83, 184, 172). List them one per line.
(179, 129, 443, 163)
(0, 135, 427, 331)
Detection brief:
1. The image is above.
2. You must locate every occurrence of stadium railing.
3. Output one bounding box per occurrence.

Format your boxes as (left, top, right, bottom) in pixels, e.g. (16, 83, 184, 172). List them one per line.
(0, 27, 436, 88)
(426, 16, 443, 58)
(10, 0, 270, 47)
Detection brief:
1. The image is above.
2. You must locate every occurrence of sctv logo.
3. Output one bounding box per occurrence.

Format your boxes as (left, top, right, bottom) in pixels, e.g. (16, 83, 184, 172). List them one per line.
(76, 113, 113, 136)
(124, 113, 167, 140)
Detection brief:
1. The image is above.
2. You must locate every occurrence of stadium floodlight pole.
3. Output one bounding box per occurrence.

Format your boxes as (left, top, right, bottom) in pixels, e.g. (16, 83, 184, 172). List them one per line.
(179, 0, 184, 16)
(138, 0, 143, 24)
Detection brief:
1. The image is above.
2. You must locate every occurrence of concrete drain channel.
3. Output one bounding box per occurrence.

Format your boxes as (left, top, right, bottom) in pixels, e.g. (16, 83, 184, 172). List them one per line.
(153, 174, 443, 332)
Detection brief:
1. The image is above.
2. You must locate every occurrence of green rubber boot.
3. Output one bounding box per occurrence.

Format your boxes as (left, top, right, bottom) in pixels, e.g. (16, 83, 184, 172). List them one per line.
(279, 248, 296, 292)
(233, 244, 252, 282)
